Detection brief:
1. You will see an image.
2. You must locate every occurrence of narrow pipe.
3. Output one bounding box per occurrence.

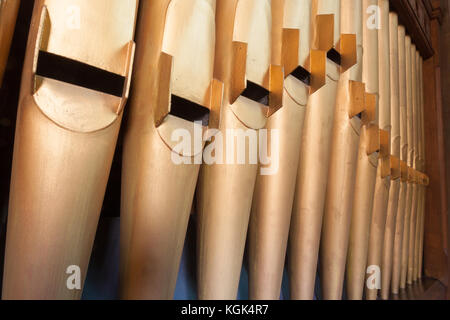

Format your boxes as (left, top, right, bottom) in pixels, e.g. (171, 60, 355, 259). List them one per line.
(320, 0, 365, 300)
(197, 0, 284, 299)
(249, 0, 313, 300)
(365, 0, 391, 300)
(345, 0, 380, 300)
(120, 0, 218, 299)
(290, 0, 341, 300)
(380, 11, 401, 301)
(399, 35, 413, 290)
(391, 24, 408, 295)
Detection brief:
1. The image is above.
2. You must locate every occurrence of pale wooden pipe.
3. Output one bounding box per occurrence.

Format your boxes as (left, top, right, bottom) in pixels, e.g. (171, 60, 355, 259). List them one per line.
(412, 51, 420, 283)
(417, 57, 426, 279)
(289, 0, 341, 300)
(416, 53, 426, 282)
(413, 51, 424, 282)
(391, 161, 408, 294)
(380, 12, 401, 300)
(345, 0, 380, 300)
(0, 0, 20, 85)
(399, 35, 413, 289)
(414, 54, 421, 281)
(391, 25, 408, 294)
(413, 49, 421, 284)
(418, 175, 428, 279)
(407, 45, 419, 285)
(196, 0, 283, 300)
(400, 168, 414, 289)
(346, 126, 379, 300)
(3, 0, 137, 299)
(407, 171, 418, 285)
(249, 0, 325, 300)
(417, 186, 423, 279)
(414, 172, 423, 281)
(318, 0, 365, 300)
(381, 157, 401, 293)
(120, 0, 222, 300)
(365, 135, 391, 301)
(365, 0, 391, 300)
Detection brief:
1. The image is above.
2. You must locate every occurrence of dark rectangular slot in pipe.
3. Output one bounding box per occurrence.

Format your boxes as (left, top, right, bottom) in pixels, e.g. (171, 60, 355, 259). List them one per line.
(36, 50, 125, 97)
(241, 80, 269, 106)
(170, 94, 210, 127)
(290, 66, 311, 85)
(327, 48, 342, 65)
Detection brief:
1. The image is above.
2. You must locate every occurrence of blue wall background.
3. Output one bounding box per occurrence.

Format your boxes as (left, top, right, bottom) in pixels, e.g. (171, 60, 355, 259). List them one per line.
(82, 216, 323, 300)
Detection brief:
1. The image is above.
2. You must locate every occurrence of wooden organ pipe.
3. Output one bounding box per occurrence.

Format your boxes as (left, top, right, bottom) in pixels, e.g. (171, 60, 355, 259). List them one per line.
(319, 0, 367, 300)
(380, 11, 401, 300)
(391, 24, 408, 295)
(120, 0, 221, 299)
(289, 0, 341, 300)
(400, 35, 413, 290)
(3, 0, 138, 299)
(250, 0, 326, 300)
(406, 45, 418, 286)
(345, 0, 379, 300)
(196, 0, 284, 300)
(365, 0, 392, 300)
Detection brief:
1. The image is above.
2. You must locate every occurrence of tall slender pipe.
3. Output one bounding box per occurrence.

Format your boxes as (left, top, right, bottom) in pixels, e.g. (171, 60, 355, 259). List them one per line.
(250, 0, 326, 300)
(417, 56, 426, 279)
(380, 11, 401, 300)
(365, 0, 391, 300)
(407, 45, 419, 285)
(120, 0, 221, 299)
(345, 0, 380, 300)
(391, 25, 408, 295)
(289, 0, 341, 300)
(399, 35, 413, 290)
(197, 0, 284, 299)
(320, 0, 368, 300)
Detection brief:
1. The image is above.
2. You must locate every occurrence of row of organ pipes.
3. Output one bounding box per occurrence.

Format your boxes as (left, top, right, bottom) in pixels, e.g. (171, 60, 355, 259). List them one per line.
(0, 0, 429, 300)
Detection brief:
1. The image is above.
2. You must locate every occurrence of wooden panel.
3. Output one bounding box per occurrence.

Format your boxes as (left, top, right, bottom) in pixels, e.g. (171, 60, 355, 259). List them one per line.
(422, 13, 449, 289)
(437, 0, 450, 300)
(423, 58, 447, 286)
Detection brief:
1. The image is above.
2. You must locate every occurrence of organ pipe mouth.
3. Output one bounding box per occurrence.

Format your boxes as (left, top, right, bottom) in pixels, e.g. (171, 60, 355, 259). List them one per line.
(35, 50, 125, 98)
(390, 156, 402, 180)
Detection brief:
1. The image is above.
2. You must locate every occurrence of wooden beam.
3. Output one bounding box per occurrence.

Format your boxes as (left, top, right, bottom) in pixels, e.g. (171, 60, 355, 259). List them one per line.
(422, 12, 449, 290)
